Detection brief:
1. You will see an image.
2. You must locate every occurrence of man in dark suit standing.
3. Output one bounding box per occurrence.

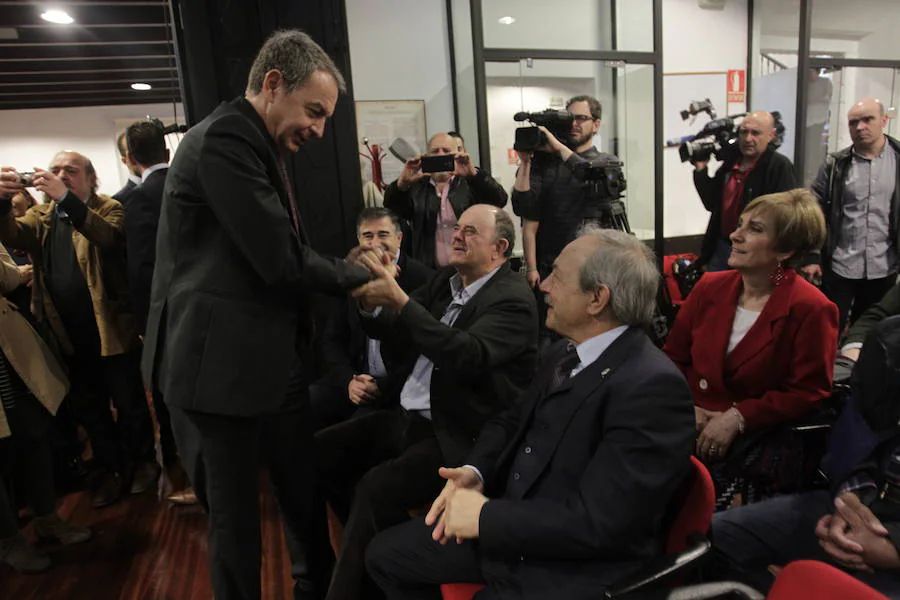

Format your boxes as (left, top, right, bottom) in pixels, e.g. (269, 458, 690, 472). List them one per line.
(112, 131, 140, 204)
(366, 229, 696, 600)
(121, 119, 195, 503)
(123, 119, 168, 337)
(312, 206, 433, 430)
(141, 31, 375, 600)
(317, 204, 538, 600)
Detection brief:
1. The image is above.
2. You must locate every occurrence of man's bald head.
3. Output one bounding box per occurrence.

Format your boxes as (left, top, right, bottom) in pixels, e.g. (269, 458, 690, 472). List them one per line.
(738, 111, 777, 161)
(848, 97, 888, 151)
(748, 111, 775, 129)
(427, 133, 456, 155)
(851, 97, 885, 118)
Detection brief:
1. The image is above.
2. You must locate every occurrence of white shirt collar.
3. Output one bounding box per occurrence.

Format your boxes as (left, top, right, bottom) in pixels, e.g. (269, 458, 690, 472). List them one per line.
(128, 174, 141, 185)
(571, 325, 629, 372)
(141, 163, 169, 182)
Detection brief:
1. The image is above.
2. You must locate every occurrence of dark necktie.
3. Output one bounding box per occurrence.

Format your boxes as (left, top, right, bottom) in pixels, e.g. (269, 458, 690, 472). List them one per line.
(276, 156, 307, 243)
(549, 345, 580, 391)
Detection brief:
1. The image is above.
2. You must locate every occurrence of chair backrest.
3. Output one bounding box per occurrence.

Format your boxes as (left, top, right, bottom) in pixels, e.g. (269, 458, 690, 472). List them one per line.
(440, 583, 486, 600)
(665, 456, 716, 555)
(768, 560, 890, 600)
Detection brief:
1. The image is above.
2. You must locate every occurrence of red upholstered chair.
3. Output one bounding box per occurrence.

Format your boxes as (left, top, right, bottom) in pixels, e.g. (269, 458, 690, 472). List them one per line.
(439, 456, 716, 600)
(668, 559, 892, 599)
(767, 560, 890, 600)
(439, 583, 489, 600)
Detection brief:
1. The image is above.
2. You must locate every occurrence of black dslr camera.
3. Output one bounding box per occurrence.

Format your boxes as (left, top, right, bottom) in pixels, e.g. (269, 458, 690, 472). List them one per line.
(512, 109, 574, 152)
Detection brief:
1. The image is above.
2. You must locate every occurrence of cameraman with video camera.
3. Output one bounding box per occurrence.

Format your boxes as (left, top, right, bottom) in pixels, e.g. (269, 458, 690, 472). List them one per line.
(692, 111, 796, 271)
(512, 96, 622, 335)
(383, 132, 507, 269)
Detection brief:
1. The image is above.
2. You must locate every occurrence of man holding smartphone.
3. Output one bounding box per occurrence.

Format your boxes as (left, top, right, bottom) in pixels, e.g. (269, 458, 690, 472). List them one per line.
(384, 132, 507, 269)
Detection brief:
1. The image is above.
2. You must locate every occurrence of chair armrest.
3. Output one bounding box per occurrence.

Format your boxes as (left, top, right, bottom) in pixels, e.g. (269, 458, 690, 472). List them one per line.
(791, 423, 832, 433)
(604, 534, 711, 599)
(666, 581, 765, 600)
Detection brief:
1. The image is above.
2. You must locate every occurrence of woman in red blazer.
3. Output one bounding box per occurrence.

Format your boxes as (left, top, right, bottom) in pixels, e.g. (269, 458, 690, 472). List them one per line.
(664, 189, 838, 480)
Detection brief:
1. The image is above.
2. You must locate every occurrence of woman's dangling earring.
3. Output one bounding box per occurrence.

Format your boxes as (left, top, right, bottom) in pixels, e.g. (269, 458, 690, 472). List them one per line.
(770, 259, 786, 286)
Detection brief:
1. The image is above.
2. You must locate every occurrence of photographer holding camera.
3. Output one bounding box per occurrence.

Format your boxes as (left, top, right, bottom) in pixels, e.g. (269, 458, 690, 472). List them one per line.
(692, 110, 796, 271)
(383, 132, 507, 269)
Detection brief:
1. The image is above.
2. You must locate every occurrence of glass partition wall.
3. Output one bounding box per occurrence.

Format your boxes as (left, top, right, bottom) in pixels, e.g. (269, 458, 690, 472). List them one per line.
(466, 0, 664, 258)
(751, 0, 900, 186)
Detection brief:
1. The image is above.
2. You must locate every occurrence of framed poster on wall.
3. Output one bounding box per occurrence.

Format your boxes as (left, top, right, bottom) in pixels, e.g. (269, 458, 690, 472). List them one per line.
(354, 100, 427, 187)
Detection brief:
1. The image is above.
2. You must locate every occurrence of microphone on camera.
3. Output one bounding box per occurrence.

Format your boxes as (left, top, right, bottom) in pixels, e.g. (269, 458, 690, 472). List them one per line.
(513, 112, 530, 122)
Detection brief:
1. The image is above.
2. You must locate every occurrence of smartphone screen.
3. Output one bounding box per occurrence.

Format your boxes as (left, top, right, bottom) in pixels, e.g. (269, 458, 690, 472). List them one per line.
(420, 154, 455, 174)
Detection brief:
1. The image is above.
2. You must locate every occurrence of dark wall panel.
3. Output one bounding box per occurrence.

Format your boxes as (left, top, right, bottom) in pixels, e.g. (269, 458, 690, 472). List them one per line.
(169, 0, 362, 256)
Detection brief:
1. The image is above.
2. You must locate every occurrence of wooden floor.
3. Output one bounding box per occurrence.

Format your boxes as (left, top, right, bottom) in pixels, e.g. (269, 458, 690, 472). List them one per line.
(0, 473, 295, 600)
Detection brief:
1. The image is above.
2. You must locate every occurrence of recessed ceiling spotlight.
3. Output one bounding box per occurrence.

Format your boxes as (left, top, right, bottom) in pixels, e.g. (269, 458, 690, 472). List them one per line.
(498, 16, 516, 25)
(131, 83, 152, 91)
(40, 9, 74, 25)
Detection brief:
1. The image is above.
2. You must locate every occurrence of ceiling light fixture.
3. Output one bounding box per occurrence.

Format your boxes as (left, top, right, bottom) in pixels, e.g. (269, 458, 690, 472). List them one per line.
(131, 83, 152, 91)
(498, 16, 516, 25)
(40, 9, 74, 25)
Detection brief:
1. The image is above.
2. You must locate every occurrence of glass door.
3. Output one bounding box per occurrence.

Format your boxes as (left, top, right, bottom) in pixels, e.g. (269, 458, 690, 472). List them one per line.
(485, 58, 656, 252)
(803, 66, 899, 185)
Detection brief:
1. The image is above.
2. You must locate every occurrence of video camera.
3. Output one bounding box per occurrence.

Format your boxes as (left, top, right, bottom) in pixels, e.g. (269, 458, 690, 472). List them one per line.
(574, 157, 627, 200)
(573, 157, 630, 233)
(665, 99, 784, 163)
(512, 109, 574, 152)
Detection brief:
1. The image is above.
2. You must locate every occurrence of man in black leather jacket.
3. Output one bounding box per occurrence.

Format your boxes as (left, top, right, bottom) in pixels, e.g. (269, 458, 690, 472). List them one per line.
(383, 132, 507, 269)
(692, 111, 796, 270)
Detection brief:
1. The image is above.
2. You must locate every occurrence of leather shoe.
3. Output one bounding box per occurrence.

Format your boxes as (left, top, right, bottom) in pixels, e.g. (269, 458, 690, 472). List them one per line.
(91, 472, 123, 508)
(34, 514, 92, 546)
(130, 461, 161, 495)
(167, 486, 198, 506)
(0, 533, 50, 573)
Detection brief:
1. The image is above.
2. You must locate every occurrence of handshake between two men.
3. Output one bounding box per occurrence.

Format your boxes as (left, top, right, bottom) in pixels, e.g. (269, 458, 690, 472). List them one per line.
(347, 244, 407, 314)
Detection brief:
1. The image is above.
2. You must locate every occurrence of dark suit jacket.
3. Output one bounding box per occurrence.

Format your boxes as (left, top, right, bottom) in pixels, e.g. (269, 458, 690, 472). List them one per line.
(845, 279, 900, 346)
(142, 97, 371, 417)
(362, 262, 538, 465)
(124, 167, 167, 335)
(113, 178, 137, 205)
(318, 252, 433, 391)
(466, 329, 695, 597)
(664, 269, 838, 431)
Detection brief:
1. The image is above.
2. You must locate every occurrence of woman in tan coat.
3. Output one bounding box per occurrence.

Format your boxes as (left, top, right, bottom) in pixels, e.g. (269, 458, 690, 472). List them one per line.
(0, 240, 91, 572)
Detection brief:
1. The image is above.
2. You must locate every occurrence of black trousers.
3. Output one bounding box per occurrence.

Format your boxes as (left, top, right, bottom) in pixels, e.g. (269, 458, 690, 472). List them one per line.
(168, 365, 332, 600)
(316, 408, 445, 600)
(308, 382, 356, 432)
(822, 270, 896, 334)
(66, 348, 154, 474)
(366, 518, 499, 600)
(0, 394, 56, 538)
(151, 388, 177, 465)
